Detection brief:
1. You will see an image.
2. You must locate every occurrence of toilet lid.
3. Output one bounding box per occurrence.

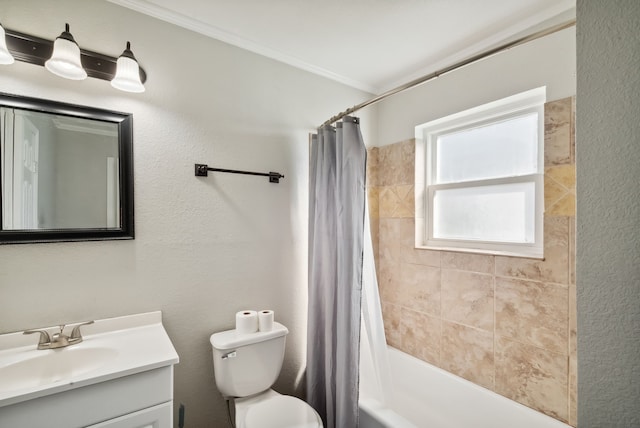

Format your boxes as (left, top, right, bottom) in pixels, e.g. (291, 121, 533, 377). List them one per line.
(244, 395, 322, 428)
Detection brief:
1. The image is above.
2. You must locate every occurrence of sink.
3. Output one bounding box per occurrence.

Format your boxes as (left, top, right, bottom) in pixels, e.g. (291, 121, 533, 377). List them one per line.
(0, 312, 180, 428)
(0, 347, 118, 393)
(0, 312, 179, 409)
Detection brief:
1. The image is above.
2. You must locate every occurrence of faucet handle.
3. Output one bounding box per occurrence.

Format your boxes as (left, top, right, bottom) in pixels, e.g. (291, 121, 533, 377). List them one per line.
(55, 324, 66, 337)
(23, 328, 52, 349)
(70, 320, 95, 341)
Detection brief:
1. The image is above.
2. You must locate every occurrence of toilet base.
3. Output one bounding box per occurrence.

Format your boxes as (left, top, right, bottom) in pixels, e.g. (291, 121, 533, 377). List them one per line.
(233, 388, 323, 428)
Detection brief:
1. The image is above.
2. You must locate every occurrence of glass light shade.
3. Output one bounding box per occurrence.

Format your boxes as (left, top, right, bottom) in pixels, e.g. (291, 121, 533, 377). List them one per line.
(111, 55, 145, 93)
(111, 42, 145, 93)
(0, 24, 15, 65)
(45, 36, 87, 80)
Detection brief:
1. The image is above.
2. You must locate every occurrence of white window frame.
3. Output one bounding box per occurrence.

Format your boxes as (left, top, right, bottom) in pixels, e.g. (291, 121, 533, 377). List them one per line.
(415, 87, 545, 259)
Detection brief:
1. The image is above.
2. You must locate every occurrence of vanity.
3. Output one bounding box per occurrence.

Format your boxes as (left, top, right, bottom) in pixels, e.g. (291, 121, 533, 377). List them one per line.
(0, 311, 179, 428)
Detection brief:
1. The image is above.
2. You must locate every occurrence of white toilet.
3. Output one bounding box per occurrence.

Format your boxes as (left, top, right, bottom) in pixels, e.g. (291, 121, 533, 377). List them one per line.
(210, 322, 323, 428)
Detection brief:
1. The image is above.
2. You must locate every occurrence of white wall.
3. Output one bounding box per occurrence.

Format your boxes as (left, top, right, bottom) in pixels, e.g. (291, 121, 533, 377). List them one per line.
(576, 1, 640, 426)
(375, 26, 576, 146)
(0, 1, 373, 427)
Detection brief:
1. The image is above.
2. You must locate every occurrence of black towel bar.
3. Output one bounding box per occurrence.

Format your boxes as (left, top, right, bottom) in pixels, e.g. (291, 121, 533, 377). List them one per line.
(194, 164, 284, 183)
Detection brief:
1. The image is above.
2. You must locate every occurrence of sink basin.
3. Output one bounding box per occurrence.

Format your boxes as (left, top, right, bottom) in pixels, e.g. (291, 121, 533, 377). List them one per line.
(0, 347, 118, 393)
(0, 311, 179, 408)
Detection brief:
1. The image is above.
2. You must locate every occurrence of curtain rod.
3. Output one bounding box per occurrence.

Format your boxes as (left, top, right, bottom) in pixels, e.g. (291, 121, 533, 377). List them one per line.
(321, 19, 576, 128)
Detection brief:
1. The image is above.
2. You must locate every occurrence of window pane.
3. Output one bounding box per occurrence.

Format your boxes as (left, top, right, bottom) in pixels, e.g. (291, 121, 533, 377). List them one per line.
(436, 113, 538, 184)
(433, 182, 535, 243)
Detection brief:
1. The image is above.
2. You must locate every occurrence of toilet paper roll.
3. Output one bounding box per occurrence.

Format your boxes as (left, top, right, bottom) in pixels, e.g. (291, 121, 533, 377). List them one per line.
(258, 310, 274, 332)
(236, 310, 258, 335)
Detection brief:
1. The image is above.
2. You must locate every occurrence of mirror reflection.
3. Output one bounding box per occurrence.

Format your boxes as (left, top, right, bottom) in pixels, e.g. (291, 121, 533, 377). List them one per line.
(1, 108, 120, 230)
(0, 93, 134, 244)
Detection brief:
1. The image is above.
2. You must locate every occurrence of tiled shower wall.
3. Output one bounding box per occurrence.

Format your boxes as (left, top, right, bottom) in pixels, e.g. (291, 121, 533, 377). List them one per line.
(367, 97, 577, 426)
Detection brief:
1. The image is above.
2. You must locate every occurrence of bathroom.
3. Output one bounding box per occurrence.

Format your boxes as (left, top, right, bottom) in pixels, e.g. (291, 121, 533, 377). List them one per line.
(0, 1, 638, 427)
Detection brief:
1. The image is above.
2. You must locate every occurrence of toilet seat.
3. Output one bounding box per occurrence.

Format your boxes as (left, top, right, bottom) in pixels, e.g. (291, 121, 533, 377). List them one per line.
(243, 394, 322, 428)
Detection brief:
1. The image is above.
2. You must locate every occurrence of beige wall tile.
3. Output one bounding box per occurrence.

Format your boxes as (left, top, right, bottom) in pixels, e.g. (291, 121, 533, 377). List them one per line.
(399, 308, 441, 365)
(545, 162, 576, 217)
(569, 217, 576, 285)
(495, 216, 569, 284)
(378, 220, 401, 304)
(370, 216, 379, 264)
(368, 186, 381, 261)
(393, 185, 415, 218)
(569, 354, 577, 427)
(379, 185, 414, 219)
(495, 277, 568, 354)
(547, 193, 576, 217)
(545, 165, 576, 190)
(378, 144, 400, 186)
(441, 321, 494, 389)
(569, 282, 577, 426)
(569, 284, 577, 357)
(570, 96, 576, 165)
(378, 255, 399, 304)
(379, 186, 397, 218)
(442, 270, 494, 331)
(379, 218, 402, 262)
(382, 302, 402, 348)
(399, 219, 441, 267)
(367, 187, 380, 219)
(398, 263, 441, 316)
(402, 247, 441, 268)
(397, 139, 416, 186)
(441, 251, 495, 274)
(495, 337, 569, 422)
(377, 139, 416, 186)
(545, 177, 567, 208)
(366, 147, 379, 187)
(544, 97, 572, 166)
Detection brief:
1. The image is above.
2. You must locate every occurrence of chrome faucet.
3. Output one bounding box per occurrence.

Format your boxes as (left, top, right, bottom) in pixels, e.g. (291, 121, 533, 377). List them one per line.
(24, 321, 94, 350)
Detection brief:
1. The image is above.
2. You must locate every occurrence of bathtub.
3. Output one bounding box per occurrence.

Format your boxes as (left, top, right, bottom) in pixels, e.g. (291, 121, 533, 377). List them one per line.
(359, 347, 571, 428)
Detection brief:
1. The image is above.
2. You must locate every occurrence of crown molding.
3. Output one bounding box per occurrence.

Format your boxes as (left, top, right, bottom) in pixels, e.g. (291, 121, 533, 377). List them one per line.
(106, 0, 378, 94)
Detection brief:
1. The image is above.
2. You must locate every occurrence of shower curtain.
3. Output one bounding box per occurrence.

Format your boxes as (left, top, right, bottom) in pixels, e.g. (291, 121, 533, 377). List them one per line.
(308, 117, 367, 428)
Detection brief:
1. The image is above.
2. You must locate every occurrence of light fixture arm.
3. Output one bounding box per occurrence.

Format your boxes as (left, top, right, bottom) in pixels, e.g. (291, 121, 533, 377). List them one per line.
(57, 23, 77, 43)
(3, 27, 147, 84)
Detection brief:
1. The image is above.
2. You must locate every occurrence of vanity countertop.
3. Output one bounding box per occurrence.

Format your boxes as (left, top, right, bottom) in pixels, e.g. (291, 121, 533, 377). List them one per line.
(0, 311, 179, 407)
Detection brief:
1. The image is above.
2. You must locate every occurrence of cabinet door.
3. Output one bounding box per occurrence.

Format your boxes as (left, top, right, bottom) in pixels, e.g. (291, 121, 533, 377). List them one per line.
(87, 402, 172, 428)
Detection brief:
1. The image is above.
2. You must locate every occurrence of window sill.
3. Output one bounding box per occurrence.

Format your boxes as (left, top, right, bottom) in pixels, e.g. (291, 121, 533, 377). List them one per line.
(416, 243, 544, 260)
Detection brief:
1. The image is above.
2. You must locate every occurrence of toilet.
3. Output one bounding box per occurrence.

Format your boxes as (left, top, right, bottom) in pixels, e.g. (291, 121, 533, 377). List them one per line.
(210, 322, 323, 428)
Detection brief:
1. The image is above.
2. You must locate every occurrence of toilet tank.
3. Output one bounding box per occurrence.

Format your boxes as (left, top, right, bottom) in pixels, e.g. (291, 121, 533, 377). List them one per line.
(210, 322, 289, 398)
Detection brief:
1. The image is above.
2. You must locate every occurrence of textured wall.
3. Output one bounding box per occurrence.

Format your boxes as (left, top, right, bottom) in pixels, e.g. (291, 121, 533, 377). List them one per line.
(0, 1, 373, 427)
(375, 27, 576, 147)
(576, 1, 640, 427)
(368, 98, 577, 425)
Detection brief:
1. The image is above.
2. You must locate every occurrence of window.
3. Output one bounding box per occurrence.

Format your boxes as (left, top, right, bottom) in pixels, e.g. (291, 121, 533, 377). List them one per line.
(415, 88, 545, 258)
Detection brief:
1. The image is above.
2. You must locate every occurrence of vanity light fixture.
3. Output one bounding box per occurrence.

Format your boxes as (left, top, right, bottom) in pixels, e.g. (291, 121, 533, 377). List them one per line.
(44, 24, 87, 80)
(0, 22, 15, 64)
(111, 42, 145, 93)
(1, 23, 147, 92)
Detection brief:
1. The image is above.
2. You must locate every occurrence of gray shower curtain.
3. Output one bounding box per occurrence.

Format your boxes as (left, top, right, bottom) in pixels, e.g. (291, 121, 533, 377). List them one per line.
(307, 117, 367, 428)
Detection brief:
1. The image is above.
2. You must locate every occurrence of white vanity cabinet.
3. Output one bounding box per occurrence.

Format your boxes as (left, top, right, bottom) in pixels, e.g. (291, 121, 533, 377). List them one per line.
(0, 312, 179, 428)
(88, 403, 172, 428)
(0, 366, 175, 428)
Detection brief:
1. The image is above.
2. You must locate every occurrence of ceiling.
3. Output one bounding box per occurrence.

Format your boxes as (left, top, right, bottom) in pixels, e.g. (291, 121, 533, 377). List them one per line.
(108, 0, 576, 95)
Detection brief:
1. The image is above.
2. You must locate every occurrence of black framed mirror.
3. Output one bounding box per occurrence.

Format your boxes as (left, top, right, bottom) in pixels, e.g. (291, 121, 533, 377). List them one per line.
(0, 93, 134, 244)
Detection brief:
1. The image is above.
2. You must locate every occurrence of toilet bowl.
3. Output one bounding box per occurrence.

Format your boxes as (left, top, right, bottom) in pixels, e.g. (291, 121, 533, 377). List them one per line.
(210, 322, 323, 428)
(235, 389, 322, 428)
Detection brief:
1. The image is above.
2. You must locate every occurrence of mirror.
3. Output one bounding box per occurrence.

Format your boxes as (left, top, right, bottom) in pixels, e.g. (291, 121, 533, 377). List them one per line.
(0, 93, 134, 244)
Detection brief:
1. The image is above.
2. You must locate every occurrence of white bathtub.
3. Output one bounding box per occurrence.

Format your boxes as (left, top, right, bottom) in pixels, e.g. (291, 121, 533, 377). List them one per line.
(359, 347, 571, 428)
